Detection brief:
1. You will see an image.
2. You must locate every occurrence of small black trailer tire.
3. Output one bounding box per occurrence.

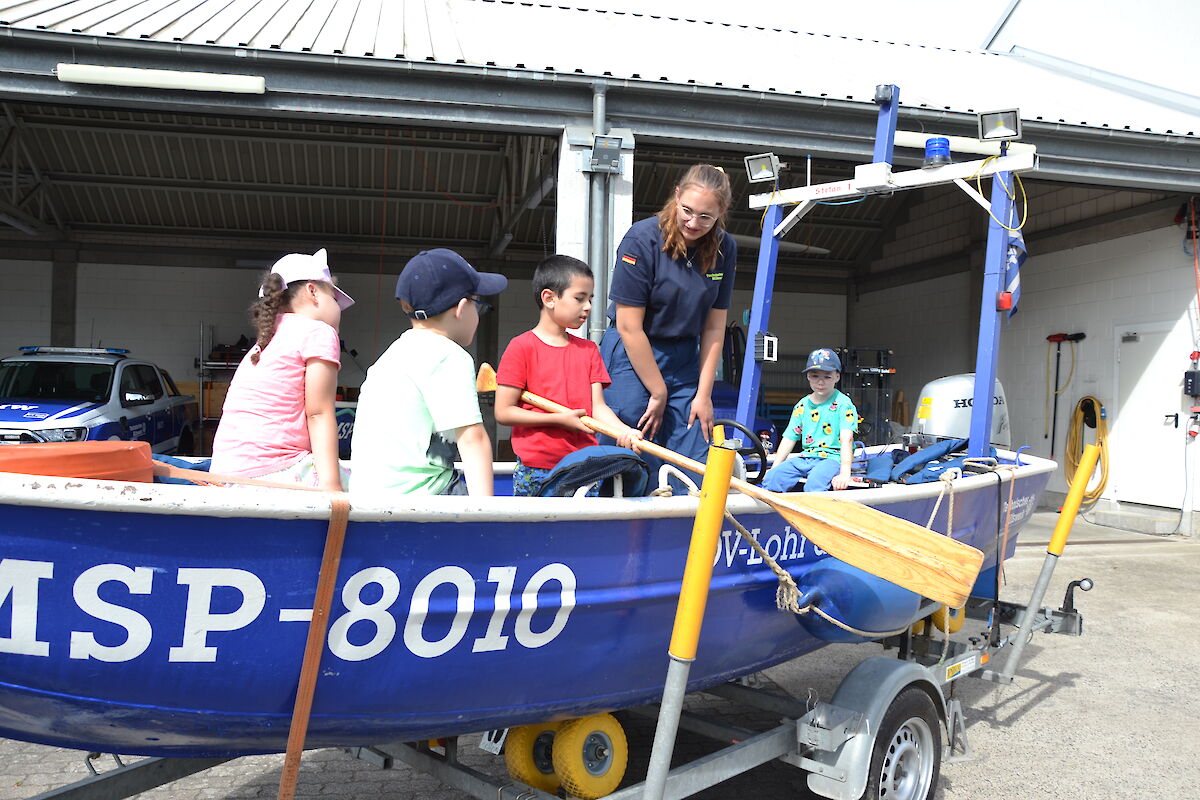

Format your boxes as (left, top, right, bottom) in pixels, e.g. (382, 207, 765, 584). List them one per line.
(861, 687, 941, 800)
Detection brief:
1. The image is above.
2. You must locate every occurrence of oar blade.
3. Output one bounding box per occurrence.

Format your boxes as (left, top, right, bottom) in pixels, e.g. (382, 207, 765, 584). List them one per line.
(764, 492, 984, 607)
(476, 363, 498, 392)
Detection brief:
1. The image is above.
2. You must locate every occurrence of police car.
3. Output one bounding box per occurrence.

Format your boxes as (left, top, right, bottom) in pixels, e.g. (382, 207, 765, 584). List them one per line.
(0, 347, 200, 454)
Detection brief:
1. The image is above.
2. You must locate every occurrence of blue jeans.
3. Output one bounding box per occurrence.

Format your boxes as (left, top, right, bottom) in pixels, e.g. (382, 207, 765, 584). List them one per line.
(512, 459, 600, 498)
(762, 456, 842, 492)
(600, 328, 709, 489)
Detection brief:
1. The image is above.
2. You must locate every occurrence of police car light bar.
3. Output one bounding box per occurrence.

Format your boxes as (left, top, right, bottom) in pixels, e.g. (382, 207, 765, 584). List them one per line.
(19, 346, 130, 356)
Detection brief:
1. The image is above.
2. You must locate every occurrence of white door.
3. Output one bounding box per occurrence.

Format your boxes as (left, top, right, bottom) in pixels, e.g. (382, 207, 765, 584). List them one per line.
(1111, 321, 1193, 508)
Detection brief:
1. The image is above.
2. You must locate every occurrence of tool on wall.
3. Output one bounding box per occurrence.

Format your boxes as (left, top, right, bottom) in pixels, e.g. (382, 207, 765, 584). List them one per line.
(1045, 332, 1086, 458)
(1065, 396, 1108, 504)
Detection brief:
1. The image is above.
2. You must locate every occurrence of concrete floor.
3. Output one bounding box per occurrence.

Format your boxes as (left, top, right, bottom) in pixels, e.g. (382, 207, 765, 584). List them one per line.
(1, 511, 1196, 799)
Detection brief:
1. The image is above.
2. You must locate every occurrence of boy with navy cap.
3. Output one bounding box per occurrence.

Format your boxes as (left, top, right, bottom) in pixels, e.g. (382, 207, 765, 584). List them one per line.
(761, 348, 859, 493)
(351, 248, 507, 496)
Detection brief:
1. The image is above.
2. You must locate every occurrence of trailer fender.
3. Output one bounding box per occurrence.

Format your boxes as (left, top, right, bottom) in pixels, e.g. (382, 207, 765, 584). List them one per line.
(806, 656, 947, 800)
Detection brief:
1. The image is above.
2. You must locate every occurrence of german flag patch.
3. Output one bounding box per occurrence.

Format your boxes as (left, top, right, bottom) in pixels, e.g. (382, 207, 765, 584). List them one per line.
(621, 254, 637, 265)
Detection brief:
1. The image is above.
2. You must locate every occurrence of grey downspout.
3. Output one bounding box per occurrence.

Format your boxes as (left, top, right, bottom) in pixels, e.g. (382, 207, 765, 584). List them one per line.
(588, 82, 609, 343)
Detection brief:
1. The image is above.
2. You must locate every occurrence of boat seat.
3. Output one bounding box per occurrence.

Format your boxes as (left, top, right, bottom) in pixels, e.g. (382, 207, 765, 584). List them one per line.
(151, 454, 213, 485)
(535, 445, 650, 498)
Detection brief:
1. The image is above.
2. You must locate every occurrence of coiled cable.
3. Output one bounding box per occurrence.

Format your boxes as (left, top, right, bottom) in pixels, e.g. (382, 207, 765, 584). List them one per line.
(1065, 396, 1108, 504)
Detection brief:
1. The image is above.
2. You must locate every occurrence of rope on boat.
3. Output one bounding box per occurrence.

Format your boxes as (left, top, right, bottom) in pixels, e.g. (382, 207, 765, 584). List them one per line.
(656, 457, 1022, 641)
(706, 492, 914, 640)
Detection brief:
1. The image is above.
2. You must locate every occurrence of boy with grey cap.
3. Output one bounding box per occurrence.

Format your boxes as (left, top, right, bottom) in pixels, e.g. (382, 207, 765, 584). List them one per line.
(351, 248, 507, 496)
(761, 348, 859, 493)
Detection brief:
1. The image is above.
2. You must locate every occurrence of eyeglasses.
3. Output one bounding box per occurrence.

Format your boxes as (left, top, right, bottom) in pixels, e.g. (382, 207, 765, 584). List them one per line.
(679, 204, 718, 227)
(469, 296, 493, 315)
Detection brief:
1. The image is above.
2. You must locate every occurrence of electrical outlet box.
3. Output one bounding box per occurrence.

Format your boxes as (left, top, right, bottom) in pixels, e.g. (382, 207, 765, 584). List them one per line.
(1185, 370, 1200, 398)
(755, 332, 778, 362)
(853, 162, 893, 193)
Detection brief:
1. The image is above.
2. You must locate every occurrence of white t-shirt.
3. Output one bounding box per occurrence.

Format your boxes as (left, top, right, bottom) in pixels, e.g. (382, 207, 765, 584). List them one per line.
(350, 328, 482, 494)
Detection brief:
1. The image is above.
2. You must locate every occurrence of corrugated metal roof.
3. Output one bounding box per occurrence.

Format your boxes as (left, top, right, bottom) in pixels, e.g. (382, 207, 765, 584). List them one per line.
(0, 0, 1195, 136)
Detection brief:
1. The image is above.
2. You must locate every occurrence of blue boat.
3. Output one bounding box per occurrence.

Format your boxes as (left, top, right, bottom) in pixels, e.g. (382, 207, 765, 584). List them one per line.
(0, 86, 1056, 800)
(0, 449, 1051, 758)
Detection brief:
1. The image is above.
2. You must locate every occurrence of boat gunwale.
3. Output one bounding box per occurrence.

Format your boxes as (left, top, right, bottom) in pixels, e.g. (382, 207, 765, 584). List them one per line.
(0, 447, 1056, 522)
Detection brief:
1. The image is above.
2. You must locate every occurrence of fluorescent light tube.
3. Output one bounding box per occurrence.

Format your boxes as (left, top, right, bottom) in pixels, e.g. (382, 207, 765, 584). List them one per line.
(56, 63, 265, 94)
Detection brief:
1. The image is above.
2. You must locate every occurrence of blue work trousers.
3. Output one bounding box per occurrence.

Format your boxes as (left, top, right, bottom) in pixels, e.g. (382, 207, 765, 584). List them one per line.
(762, 456, 842, 493)
(600, 327, 709, 488)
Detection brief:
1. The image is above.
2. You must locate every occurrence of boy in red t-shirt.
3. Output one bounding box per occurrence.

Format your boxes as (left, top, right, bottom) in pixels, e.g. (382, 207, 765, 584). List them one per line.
(495, 255, 640, 496)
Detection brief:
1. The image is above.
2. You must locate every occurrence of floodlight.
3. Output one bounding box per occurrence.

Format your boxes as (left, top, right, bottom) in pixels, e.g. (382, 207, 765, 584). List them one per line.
(744, 153, 781, 184)
(588, 135, 623, 173)
(977, 109, 1022, 141)
(56, 63, 265, 94)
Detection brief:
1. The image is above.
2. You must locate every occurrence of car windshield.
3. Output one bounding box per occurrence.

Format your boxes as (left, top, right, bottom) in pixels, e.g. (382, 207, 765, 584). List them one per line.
(0, 361, 114, 403)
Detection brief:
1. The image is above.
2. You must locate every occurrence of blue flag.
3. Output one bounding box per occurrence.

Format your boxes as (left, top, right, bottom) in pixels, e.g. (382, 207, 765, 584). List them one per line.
(1004, 229, 1025, 318)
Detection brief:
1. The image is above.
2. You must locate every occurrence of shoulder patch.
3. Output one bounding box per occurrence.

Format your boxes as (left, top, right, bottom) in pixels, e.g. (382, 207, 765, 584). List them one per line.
(621, 254, 637, 265)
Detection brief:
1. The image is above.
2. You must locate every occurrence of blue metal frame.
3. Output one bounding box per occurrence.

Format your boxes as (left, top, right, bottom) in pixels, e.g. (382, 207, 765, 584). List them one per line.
(733, 85, 1012, 460)
(968, 143, 1014, 457)
(735, 203, 782, 431)
(872, 84, 900, 165)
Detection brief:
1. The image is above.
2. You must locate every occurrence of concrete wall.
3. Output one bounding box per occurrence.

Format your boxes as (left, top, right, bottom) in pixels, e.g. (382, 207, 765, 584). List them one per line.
(0, 260, 52, 353)
(996, 225, 1198, 501)
(0, 260, 415, 390)
(850, 271, 975, 407)
(853, 224, 1200, 507)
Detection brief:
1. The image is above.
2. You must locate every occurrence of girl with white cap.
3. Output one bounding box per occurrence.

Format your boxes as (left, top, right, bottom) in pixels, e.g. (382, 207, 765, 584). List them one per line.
(210, 248, 354, 491)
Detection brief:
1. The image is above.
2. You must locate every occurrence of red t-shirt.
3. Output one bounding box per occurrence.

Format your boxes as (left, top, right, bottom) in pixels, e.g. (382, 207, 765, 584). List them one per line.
(496, 331, 611, 469)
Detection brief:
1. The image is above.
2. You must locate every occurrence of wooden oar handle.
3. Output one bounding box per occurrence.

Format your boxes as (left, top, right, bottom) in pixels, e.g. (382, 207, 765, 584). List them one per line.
(517, 390, 710, 477)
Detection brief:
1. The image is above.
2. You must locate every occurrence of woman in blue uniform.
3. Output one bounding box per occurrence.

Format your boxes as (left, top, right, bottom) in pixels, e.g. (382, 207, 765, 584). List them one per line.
(601, 164, 736, 482)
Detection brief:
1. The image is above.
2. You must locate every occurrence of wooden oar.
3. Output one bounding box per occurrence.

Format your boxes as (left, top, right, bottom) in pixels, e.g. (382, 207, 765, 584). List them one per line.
(478, 363, 983, 607)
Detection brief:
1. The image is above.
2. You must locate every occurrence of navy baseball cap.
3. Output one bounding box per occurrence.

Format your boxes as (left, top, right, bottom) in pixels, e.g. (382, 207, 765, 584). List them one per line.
(395, 248, 508, 319)
(805, 348, 841, 372)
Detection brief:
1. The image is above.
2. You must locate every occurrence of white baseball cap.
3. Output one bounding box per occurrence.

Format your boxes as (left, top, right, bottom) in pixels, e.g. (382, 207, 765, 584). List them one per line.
(261, 248, 354, 310)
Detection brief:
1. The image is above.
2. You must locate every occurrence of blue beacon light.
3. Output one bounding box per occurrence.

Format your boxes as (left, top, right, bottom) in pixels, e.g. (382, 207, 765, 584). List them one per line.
(923, 137, 951, 168)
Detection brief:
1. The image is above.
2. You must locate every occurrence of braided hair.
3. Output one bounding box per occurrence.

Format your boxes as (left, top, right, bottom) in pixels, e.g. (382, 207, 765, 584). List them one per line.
(249, 272, 306, 364)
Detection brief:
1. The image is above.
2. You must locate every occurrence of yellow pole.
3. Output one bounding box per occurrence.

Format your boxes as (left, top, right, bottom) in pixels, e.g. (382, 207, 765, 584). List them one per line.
(668, 442, 737, 661)
(1048, 443, 1100, 556)
(991, 442, 1099, 684)
(645, 441, 738, 800)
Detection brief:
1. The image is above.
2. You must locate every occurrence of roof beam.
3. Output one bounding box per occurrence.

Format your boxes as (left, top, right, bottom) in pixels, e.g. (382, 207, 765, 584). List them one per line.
(44, 172, 498, 205)
(0, 34, 1195, 193)
(13, 116, 510, 154)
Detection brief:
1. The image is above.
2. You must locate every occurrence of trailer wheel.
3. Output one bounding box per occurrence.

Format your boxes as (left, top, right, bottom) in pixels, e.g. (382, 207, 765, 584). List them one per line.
(504, 721, 562, 793)
(552, 712, 628, 799)
(862, 687, 941, 800)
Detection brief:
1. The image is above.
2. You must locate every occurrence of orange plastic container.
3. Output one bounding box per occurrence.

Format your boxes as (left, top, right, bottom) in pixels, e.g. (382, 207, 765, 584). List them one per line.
(0, 441, 154, 483)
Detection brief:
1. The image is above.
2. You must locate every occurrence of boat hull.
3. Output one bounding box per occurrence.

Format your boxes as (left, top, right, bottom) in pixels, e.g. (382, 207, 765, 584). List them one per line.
(0, 455, 1052, 756)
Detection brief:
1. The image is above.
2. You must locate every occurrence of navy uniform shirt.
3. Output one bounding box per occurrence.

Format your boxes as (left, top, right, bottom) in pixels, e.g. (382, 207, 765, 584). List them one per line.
(607, 217, 737, 339)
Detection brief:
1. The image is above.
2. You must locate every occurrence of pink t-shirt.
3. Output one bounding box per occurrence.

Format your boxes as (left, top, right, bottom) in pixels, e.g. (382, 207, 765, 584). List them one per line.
(210, 313, 341, 478)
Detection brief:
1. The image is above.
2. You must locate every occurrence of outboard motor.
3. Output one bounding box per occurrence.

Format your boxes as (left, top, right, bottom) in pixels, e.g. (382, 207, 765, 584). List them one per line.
(910, 373, 1011, 448)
